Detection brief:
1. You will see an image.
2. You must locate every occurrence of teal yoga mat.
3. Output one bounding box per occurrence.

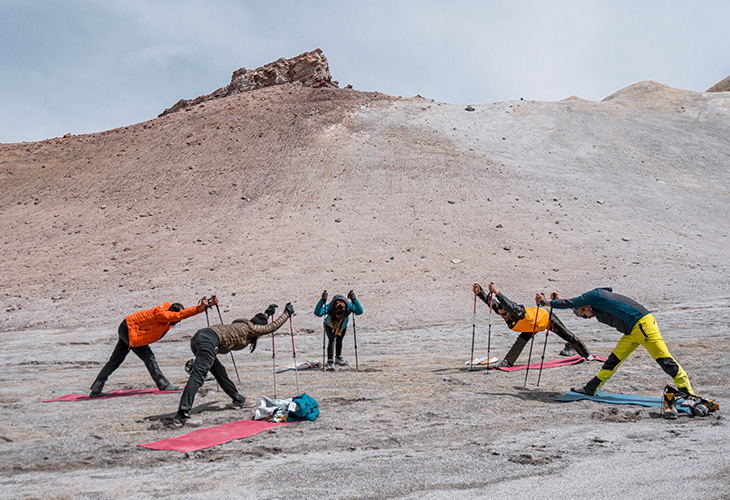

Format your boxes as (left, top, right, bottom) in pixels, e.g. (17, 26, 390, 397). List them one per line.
(556, 390, 690, 413)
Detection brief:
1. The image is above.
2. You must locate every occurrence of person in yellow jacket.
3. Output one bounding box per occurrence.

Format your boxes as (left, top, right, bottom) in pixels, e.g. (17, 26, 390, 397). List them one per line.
(89, 296, 217, 397)
(474, 283, 592, 368)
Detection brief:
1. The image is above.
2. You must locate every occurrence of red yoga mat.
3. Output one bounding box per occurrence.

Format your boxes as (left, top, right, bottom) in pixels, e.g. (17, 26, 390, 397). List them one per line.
(497, 355, 606, 372)
(139, 419, 293, 452)
(44, 388, 183, 402)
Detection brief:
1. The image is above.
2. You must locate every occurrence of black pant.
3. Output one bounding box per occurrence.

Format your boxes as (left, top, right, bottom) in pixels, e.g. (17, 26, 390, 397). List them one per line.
(503, 312, 590, 365)
(178, 328, 240, 413)
(325, 323, 347, 361)
(91, 319, 170, 391)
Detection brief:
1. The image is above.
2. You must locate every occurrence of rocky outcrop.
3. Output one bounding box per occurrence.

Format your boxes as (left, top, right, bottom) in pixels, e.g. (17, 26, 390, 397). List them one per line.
(159, 48, 337, 116)
(706, 75, 730, 92)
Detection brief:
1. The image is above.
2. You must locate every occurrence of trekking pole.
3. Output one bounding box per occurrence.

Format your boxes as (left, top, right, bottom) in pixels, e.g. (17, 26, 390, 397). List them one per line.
(215, 303, 240, 384)
(289, 316, 300, 394)
(487, 292, 493, 372)
(271, 329, 277, 399)
(469, 292, 477, 370)
(322, 326, 326, 373)
(352, 314, 359, 371)
(536, 304, 553, 387)
(319, 294, 326, 372)
(524, 305, 540, 387)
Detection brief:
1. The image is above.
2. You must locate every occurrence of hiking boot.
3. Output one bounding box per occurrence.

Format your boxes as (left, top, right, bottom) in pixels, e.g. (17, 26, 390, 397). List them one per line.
(172, 411, 202, 428)
(677, 393, 718, 417)
(495, 359, 512, 368)
(326, 361, 335, 372)
(691, 397, 720, 416)
(662, 385, 678, 420)
(89, 381, 108, 398)
(691, 401, 709, 417)
(231, 395, 246, 409)
(571, 386, 596, 396)
(559, 344, 577, 356)
(335, 356, 349, 366)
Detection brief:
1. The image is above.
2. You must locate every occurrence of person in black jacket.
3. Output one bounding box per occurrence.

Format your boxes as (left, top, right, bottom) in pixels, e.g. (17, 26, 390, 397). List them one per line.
(474, 282, 592, 368)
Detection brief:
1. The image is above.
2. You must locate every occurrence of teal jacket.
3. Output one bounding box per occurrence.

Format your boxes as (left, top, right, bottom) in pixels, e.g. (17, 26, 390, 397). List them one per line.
(547, 287, 650, 335)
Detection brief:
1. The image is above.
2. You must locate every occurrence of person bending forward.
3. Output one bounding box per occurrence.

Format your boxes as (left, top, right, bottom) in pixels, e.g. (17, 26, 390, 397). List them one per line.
(174, 302, 294, 425)
(474, 283, 592, 368)
(90, 296, 216, 397)
(538, 287, 694, 397)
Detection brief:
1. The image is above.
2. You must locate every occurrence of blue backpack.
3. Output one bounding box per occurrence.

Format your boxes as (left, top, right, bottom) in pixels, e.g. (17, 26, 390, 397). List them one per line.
(287, 393, 320, 422)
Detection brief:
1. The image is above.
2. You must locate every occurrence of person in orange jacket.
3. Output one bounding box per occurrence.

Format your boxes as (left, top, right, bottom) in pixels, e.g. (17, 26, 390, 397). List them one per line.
(89, 295, 217, 397)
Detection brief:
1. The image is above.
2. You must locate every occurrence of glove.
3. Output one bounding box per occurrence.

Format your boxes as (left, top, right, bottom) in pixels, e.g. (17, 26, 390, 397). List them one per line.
(265, 303, 278, 317)
(321, 290, 328, 303)
(284, 302, 295, 315)
(348, 290, 356, 301)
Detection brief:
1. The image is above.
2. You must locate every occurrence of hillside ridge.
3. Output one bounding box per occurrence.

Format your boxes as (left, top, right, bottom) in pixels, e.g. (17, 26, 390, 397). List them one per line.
(1, 63, 729, 333)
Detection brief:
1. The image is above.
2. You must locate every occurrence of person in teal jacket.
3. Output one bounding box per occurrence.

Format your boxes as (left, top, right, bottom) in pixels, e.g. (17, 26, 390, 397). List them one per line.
(537, 287, 694, 398)
(315, 290, 363, 371)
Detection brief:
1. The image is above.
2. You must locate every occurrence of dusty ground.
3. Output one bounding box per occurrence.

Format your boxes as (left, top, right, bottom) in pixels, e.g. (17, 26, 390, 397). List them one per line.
(1, 79, 729, 498)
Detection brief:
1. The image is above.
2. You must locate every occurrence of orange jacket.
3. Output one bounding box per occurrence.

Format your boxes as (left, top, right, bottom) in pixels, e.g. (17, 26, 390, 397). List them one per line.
(126, 302, 201, 347)
(511, 306, 550, 333)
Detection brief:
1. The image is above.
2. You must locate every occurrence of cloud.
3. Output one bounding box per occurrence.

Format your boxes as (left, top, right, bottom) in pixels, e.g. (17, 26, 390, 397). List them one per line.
(0, 0, 729, 143)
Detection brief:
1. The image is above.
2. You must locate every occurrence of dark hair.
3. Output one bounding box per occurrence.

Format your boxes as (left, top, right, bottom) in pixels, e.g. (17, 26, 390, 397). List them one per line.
(169, 303, 184, 312)
(330, 299, 348, 320)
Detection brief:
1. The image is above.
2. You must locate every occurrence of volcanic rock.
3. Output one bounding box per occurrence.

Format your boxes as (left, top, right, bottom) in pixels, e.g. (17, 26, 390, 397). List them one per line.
(159, 48, 337, 116)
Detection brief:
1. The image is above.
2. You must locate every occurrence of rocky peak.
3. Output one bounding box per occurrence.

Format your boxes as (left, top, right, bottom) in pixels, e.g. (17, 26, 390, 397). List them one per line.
(159, 48, 337, 116)
(706, 75, 730, 92)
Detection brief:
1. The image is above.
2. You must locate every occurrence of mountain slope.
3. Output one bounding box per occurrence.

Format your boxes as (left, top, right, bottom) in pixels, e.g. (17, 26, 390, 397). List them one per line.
(1, 80, 729, 331)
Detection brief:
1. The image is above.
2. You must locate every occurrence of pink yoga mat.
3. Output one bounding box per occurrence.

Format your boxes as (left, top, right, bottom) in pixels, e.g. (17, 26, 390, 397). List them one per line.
(497, 355, 606, 372)
(139, 419, 293, 452)
(44, 388, 183, 402)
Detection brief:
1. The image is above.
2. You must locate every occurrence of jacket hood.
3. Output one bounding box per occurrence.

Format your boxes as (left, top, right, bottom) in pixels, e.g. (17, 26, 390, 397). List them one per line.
(332, 294, 348, 304)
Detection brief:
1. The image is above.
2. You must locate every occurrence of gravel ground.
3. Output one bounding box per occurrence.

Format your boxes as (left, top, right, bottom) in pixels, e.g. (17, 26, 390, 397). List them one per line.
(1, 79, 729, 498)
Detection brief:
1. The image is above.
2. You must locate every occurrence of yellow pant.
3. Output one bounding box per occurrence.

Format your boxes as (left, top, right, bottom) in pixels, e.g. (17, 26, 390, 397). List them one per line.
(594, 314, 694, 395)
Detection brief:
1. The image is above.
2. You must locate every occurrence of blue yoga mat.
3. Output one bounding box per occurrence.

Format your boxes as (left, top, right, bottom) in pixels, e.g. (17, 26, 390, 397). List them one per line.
(556, 390, 690, 413)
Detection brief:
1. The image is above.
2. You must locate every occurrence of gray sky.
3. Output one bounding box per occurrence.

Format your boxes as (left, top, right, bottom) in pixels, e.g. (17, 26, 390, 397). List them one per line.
(1, 0, 728, 143)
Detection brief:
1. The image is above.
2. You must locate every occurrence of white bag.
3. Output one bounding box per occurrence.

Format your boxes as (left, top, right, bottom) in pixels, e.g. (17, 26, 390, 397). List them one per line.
(254, 396, 295, 421)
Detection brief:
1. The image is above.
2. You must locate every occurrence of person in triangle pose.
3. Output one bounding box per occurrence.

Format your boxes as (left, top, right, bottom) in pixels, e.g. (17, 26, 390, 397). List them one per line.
(538, 287, 695, 398)
(89, 296, 217, 397)
(474, 282, 592, 368)
(315, 290, 363, 371)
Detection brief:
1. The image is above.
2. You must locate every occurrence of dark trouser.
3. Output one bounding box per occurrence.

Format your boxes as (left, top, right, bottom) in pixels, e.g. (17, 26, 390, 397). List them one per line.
(503, 312, 590, 365)
(325, 324, 347, 361)
(178, 328, 240, 413)
(91, 319, 170, 392)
